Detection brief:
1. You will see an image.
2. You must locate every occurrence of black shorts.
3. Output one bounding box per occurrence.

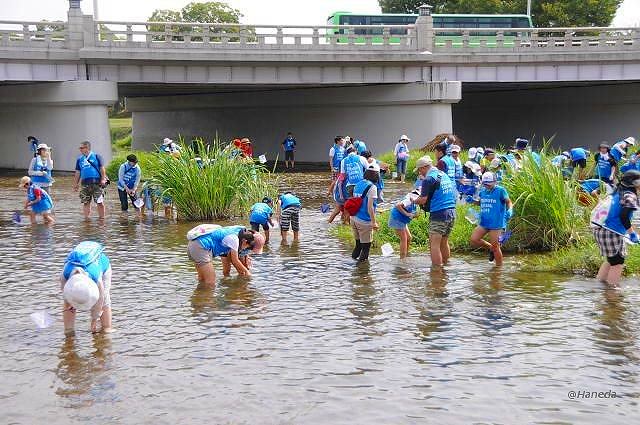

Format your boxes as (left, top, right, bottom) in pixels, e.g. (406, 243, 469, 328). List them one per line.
(250, 221, 270, 231)
(572, 159, 587, 168)
(285, 151, 295, 161)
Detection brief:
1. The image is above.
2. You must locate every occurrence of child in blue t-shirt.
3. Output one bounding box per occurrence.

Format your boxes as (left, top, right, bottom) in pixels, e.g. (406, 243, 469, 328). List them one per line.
(469, 172, 513, 266)
(249, 197, 276, 244)
(387, 189, 419, 257)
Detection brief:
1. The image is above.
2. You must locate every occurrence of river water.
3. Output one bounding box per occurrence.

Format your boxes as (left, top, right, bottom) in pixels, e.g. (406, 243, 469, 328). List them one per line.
(0, 173, 639, 424)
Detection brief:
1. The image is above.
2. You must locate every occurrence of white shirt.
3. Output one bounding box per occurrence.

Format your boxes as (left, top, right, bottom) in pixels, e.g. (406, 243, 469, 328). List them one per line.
(221, 234, 239, 252)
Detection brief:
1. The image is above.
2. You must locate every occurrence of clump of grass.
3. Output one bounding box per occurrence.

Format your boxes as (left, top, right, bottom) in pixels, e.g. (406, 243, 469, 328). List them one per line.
(150, 139, 278, 220)
(502, 151, 587, 251)
(524, 241, 640, 277)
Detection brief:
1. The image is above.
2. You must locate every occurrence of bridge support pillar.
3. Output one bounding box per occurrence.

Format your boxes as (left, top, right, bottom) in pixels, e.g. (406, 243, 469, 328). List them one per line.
(0, 81, 118, 171)
(127, 82, 461, 161)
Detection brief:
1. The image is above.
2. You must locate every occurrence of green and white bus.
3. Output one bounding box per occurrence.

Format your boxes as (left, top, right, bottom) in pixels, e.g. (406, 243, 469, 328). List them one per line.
(326, 12, 533, 46)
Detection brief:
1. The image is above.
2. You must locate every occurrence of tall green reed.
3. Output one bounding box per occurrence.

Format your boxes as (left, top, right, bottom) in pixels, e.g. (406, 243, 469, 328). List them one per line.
(150, 138, 277, 221)
(502, 150, 586, 251)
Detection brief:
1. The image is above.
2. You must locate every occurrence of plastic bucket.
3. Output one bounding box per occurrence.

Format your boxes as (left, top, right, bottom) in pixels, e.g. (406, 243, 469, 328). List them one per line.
(465, 208, 479, 225)
(259, 154, 267, 164)
(381, 243, 394, 257)
(133, 198, 144, 209)
(392, 172, 398, 179)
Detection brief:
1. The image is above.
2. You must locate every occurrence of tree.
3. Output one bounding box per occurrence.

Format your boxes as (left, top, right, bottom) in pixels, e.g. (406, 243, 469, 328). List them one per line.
(378, 0, 623, 27)
(181, 2, 242, 24)
(148, 2, 244, 42)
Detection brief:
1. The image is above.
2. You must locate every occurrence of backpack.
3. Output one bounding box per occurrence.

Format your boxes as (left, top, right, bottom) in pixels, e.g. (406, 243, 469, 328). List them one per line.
(344, 184, 372, 216)
(187, 224, 221, 241)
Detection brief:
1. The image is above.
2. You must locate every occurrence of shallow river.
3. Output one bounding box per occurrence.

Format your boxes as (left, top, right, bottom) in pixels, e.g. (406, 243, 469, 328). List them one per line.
(0, 173, 639, 424)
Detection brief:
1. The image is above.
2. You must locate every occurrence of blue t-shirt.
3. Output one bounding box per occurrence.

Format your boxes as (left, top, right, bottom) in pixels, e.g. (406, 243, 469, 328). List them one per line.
(250, 202, 273, 224)
(283, 137, 296, 151)
(479, 185, 509, 230)
(75, 152, 104, 183)
(420, 170, 456, 221)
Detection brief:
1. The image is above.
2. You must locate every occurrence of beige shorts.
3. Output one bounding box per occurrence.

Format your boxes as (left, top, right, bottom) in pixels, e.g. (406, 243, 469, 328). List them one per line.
(187, 240, 213, 266)
(350, 216, 374, 243)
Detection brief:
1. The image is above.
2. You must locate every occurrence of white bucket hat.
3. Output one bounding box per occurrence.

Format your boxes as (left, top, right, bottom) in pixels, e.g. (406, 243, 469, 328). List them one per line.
(367, 162, 381, 173)
(63, 271, 99, 310)
(464, 161, 482, 176)
(162, 138, 173, 145)
(399, 134, 410, 141)
(481, 171, 497, 184)
(624, 136, 636, 146)
(36, 143, 50, 151)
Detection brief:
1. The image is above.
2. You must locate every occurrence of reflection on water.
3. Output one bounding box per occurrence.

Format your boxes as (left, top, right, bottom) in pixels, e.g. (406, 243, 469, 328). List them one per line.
(1, 173, 640, 424)
(56, 335, 115, 407)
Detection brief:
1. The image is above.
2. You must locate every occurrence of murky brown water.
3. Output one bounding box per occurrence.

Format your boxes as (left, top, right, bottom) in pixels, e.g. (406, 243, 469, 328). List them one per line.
(1, 173, 639, 424)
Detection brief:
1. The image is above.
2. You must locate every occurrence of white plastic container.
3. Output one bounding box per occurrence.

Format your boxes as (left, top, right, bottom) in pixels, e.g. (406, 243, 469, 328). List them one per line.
(465, 208, 479, 225)
(259, 154, 267, 164)
(30, 310, 55, 329)
(392, 172, 398, 179)
(381, 242, 394, 257)
(133, 198, 144, 209)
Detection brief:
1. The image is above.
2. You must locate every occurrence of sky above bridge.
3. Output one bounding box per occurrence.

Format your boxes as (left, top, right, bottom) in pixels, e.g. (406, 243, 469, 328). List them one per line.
(2, 0, 639, 27)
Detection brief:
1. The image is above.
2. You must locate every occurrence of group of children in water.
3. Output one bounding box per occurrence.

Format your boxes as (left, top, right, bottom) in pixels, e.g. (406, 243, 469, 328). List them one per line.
(326, 134, 516, 266)
(15, 132, 640, 334)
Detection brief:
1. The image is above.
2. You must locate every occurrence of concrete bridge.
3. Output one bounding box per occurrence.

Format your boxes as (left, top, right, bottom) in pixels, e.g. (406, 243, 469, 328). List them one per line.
(1, 1, 639, 170)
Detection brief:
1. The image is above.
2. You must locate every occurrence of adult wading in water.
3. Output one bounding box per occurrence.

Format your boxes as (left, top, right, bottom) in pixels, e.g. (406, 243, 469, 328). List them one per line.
(592, 170, 640, 288)
(413, 155, 458, 268)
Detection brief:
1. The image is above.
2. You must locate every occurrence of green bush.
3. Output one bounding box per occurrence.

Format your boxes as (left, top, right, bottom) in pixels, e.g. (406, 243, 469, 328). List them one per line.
(150, 140, 278, 220)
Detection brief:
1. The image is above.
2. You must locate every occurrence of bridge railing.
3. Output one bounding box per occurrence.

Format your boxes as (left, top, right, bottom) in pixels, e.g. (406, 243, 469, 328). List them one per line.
(433, 27, 640, 51)
(0, 20, 67, 47)
(94, 21, 417, 50)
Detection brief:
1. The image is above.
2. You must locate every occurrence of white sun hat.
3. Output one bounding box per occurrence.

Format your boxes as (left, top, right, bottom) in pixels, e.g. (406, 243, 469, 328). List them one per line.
(399, 134, 410, 141)
(163, 138, 173, 145)
(63, 271, 99, 310)
(481, 171, 497, 184)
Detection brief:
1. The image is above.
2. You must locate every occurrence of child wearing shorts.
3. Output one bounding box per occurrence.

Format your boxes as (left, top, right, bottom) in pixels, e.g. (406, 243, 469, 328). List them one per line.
(277, 192, 301, 243)
(249, 197, 275, 243)
(388, 189, 419, 257)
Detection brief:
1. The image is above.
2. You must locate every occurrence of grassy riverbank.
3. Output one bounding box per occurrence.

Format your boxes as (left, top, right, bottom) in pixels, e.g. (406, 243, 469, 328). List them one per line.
(109, 117, 132, 153)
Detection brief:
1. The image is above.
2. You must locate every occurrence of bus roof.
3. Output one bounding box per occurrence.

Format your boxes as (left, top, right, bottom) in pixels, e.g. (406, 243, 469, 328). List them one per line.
(328, 11, 531, 18)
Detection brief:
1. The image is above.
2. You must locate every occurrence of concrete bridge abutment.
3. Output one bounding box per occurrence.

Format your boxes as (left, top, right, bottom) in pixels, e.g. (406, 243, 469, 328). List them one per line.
(0, 80, 118, 171)
(126, 82, 462, 161)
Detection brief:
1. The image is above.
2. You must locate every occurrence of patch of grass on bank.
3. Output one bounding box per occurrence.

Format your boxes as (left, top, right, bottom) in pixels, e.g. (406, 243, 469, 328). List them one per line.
(524, 241, 640, 277)
(109, 117, 133, 154)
